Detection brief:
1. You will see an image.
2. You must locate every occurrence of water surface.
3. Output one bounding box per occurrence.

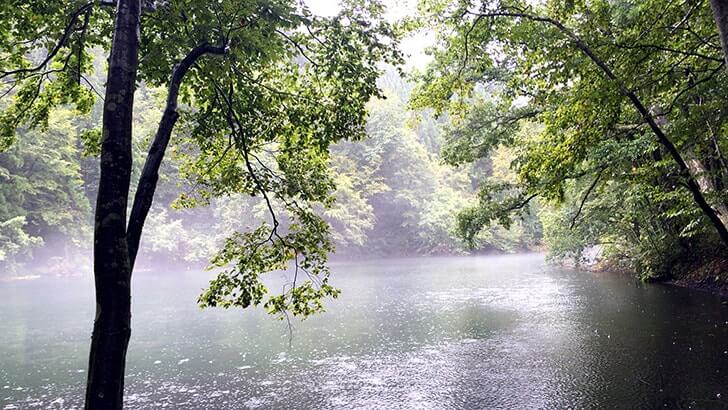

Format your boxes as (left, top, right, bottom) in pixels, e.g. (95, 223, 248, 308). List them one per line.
(2, 254, 728, 409)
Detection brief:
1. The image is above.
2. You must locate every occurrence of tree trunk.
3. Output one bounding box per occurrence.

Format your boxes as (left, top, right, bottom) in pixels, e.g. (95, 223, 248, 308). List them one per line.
(85, 0, 141, 408)
(127, 43, 226, 269)
(685, 154, 728, 227)
(710, 0, 728, 67)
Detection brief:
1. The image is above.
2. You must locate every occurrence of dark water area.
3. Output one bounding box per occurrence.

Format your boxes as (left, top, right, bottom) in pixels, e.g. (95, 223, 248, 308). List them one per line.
(2, 254, 728, 409)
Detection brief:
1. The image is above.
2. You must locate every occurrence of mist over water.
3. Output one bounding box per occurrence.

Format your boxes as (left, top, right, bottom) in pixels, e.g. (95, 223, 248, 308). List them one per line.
(2, 254, 728, 409)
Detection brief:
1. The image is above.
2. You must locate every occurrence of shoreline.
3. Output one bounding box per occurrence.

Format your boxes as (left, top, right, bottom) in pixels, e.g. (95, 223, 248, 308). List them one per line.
(5, 253, 728, 299)
(570, 253, 728, 298)
(663, 256, 728, 297)
(665, 277, 728, 297)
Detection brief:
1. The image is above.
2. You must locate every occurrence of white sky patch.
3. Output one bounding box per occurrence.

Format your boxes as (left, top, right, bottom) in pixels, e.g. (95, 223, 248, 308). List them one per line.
(305, 0, 340, 17)
(304, 0, 433, 70)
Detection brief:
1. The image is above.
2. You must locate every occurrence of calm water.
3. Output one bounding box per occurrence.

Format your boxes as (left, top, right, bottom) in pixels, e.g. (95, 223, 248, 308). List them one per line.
(2, 254, 728, 409)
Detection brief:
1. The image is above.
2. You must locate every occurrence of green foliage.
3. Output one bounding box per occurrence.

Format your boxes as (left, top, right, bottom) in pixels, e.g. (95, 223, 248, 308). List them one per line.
(539, 176, 700, 279)
(0, 0, 542, 295)
(0, 108, 92, 244)
(0, 0, 402, 317)
(0, 0, 104, 150)
(0, 216, 43, 272)
(159, 0, 403, 317)
(412, 0, 728, 275)
(325, 155, 384, 247)
(199, 213, 341, 318)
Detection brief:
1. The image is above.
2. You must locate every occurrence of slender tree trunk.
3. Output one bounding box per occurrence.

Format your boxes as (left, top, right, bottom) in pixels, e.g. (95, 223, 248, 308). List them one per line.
(127, 43, 226, 269)
(85, 0, 141, 408)
(685, 153, 728, 227)
(711, 0, 728, 67)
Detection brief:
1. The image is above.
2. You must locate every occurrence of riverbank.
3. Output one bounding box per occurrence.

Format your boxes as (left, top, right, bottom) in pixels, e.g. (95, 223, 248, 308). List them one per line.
(556, 244, 728, 297)
(666, 256, 728, 297)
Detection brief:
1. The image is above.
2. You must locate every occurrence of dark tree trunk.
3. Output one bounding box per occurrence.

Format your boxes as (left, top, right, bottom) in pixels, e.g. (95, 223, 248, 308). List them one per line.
(711, 0, 728, 67)
(85, 0, 141, 408)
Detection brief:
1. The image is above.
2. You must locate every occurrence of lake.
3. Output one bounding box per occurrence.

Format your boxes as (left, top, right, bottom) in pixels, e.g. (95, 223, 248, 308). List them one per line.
(2, 254, 728, 409)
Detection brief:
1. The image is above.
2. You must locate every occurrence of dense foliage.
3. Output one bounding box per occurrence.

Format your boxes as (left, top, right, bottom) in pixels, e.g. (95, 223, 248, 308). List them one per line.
(0, 66, 542, 277)
(412, 0, 728, 278)
(4, 0, 725, 286)
(1, 0, 410, 319)
(2, 1, 410, 404)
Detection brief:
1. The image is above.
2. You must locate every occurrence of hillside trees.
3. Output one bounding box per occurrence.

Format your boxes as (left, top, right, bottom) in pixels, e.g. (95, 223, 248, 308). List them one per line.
(0, 108, 93, 269)
(0, 0, 399, 407)
(413, 0, 728, 272)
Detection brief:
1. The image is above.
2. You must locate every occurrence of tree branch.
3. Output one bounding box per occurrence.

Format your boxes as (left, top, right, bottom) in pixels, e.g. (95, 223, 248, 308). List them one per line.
(466, 7, 728, 247)
(570, 167, 605, 230)
(126, 42, 228, 269)
(0, 3, 93, 80)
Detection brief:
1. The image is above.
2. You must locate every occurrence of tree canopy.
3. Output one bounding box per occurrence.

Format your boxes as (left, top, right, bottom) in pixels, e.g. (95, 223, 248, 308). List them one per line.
(1, 0, 405, 316)
(412, 0, 728, 276)
(2, 0, 404, 406)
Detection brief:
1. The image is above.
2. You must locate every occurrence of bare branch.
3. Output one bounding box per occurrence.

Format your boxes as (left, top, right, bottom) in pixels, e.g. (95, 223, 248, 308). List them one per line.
(570, 167, 605, 230)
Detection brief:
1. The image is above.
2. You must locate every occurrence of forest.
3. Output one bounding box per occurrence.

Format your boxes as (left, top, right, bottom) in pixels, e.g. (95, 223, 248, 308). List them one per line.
(2, 0, 728, 408)
(0, 64, 540, 276)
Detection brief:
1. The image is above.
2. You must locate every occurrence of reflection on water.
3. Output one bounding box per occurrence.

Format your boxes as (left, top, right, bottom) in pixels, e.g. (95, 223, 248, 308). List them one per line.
(1, 254, 728, 409)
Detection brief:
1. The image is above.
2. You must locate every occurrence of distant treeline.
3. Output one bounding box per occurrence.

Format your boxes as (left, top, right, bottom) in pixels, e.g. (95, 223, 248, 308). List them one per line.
(0, 66, 542, 275)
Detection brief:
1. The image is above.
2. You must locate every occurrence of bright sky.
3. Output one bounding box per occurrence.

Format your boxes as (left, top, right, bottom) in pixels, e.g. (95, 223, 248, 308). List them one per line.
(304, 0, 434, 70)
(305, 0, 340, 16)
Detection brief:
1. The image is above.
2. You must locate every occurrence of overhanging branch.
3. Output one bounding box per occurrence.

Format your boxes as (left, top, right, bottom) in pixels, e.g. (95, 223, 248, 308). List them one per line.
(126, 42, 228, 269)
(465, 7, 728, 246)
(570, 167, 605, 230)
